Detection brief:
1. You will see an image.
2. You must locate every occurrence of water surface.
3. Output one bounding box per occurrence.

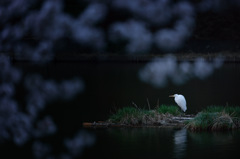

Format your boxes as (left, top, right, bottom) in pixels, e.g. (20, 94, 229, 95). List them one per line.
(83, 128, 240, 159)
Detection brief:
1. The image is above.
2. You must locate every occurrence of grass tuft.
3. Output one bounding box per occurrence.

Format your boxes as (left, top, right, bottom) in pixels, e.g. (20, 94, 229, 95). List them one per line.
(108, 105, 181, 125)
(185, 112, 219, 131)
(156, 105, 181, 116)
(203, 106, 240, 117)
(186, 106, 240, 131)
(212, 112, 235, 130)
(109, 107, 153, 125)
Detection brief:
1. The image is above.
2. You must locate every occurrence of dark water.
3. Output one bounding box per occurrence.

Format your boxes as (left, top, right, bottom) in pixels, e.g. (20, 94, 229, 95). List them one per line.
(83, 128, 240, 159)
(15, 61, 240, 158)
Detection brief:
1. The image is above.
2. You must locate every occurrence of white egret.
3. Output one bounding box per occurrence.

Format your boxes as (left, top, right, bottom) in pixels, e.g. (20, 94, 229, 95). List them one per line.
(169, 94, 187, 112)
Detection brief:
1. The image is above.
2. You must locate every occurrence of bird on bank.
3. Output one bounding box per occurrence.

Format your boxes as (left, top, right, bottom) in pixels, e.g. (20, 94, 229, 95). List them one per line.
(169, 94, 187, 112)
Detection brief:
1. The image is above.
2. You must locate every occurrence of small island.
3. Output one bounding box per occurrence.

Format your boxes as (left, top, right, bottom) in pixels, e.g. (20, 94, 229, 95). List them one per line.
(83, 105, 240, 131)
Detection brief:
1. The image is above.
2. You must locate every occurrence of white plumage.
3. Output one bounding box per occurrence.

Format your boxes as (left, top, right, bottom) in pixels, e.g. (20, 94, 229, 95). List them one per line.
(169, 94, 187, 112)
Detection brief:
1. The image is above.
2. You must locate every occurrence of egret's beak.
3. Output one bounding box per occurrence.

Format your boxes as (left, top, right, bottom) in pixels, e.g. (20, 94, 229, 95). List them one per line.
(169, 95, 174, 97)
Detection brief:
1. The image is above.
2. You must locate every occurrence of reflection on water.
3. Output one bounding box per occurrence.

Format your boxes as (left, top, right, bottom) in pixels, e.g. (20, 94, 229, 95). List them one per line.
(173, 129, 187, 159)
(189, 131, 234, 145)
(83, 128, 240, 159)
(85, 128, 176, 159)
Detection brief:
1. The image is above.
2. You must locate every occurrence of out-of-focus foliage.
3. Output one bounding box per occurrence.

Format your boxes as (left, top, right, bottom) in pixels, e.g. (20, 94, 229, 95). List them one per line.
(139, 55, 224, 87)
(1, 0, 239, 57)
